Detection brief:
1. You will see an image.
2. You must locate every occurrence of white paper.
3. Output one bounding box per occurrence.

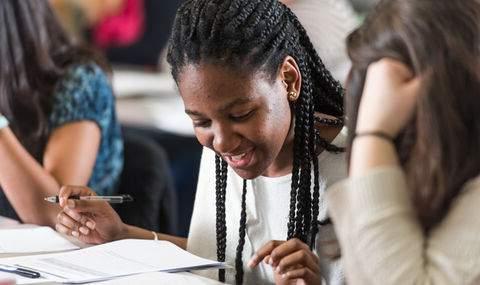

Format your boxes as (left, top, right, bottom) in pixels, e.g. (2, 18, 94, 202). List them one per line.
(93, 271, 223, 285)
(0, 239, 223, 284)
(0, 227, 79, 254)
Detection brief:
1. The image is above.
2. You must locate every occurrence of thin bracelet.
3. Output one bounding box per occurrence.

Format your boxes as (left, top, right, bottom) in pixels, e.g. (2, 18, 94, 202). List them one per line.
(151, 231, 158, 241)
(354, 131, 394, 142)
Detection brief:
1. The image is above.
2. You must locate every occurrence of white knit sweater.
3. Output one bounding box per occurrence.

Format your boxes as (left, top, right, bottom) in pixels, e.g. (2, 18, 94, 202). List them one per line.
(327, 166, 480, 285)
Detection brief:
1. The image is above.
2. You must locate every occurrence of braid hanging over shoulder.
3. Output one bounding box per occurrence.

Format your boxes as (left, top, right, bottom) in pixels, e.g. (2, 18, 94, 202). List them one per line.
(167, 0, 345, 283)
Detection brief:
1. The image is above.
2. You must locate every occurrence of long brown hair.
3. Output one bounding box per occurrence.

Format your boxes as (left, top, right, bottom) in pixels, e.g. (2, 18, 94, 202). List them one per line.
(0, 0, 107, 159)
(346, 0, 480, 230)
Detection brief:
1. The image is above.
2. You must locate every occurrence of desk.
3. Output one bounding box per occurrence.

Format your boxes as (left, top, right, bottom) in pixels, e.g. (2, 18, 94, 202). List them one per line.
(0, 220, 222, 285)
(112, 69, 194, 136)
(116, 96, 193, 136)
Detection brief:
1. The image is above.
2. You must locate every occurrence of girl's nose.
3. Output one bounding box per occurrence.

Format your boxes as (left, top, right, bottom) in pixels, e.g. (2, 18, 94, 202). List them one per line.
(212, 123, 240, 154)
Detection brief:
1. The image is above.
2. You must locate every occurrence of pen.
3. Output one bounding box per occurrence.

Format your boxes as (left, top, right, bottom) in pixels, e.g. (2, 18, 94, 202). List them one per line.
(43, 194, 134, 204)
(0, 265, 40, 278)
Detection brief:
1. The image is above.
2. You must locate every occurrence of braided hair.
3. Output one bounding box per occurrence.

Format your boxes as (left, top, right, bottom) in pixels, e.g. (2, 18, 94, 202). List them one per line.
(167, 0, 344, 283)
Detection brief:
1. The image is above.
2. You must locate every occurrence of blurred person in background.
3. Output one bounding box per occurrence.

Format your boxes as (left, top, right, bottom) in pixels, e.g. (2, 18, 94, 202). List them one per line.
(327, 0, 480, 283)
(49, 0, 126, 41)
(0, 0, 123, 226)
(50, 0, 182, 68)
(281, 0, 359, 83)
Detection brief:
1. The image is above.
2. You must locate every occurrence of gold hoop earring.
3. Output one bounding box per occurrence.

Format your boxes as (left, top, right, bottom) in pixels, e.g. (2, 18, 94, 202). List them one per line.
(288, 91, 299, 102)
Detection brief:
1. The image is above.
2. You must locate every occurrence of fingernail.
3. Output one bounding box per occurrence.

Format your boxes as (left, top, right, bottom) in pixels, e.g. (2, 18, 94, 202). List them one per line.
(79, 227, 89, 235)
(86, 221, 95, 229)
(67, 200, 75, 209)
(275, 266, 280, 273)
(64, 208, 80, 221)
(282, 273, 287, 279)
(72, 231, 79, 237)
(248, 255, 257, 267)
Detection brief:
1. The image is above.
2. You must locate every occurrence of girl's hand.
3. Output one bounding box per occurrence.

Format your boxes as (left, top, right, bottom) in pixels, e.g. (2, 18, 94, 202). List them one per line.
(356, 58, 423, 137)
(55, 185, 126, 244)
(248, 239, 322, 285)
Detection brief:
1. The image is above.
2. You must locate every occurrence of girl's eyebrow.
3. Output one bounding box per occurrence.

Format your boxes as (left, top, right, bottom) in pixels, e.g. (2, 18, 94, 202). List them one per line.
(219, 98, 252, 112)
(185, 97, 253, 116)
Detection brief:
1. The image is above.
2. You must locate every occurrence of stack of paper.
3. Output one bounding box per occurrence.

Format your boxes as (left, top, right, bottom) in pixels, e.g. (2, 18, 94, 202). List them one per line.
(0, 239, 224, 284)
(0, 227, 79, 254)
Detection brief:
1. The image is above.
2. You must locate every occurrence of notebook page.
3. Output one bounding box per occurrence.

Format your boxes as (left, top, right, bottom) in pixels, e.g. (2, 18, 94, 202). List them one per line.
(0, 239, 223, 284)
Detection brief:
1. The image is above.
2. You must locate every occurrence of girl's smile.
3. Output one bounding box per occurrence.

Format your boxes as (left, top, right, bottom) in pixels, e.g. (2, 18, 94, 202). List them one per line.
(222, 148, 255, 169)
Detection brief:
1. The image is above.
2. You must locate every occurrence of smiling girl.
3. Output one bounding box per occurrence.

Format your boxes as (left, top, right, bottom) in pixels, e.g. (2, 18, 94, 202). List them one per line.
(55, 0, 348, 284)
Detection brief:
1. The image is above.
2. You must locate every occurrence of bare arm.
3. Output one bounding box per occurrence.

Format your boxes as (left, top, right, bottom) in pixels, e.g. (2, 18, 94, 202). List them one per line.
(119, 225, 188, 249)
(349, 59, 420, 176)
(0, 121, 100, 226)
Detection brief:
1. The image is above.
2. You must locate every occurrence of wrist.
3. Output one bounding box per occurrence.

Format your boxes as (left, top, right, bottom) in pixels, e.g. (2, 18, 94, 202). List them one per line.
(115, 223, 131, 240)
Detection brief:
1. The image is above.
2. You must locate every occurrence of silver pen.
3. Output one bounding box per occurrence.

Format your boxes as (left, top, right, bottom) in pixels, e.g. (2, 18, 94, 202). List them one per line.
(44, 194, 134, 204)
(0, 264, 40, 278)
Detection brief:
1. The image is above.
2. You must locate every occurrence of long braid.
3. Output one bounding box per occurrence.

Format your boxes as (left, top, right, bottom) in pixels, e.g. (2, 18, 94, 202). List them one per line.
(168, 0, 345, 283)
(299, 57, 315, 243)
(293, 70, 309, 241)
(287, 101, 302, 238)
(215, 155, 228, 282)
(295, 83, 314, 242)
(235, 179, 248, 285)
(309, 92, 321, 249)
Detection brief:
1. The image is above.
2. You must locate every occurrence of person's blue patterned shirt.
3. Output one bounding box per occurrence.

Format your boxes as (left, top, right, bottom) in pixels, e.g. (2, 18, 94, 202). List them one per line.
(49, 63, 124, 195)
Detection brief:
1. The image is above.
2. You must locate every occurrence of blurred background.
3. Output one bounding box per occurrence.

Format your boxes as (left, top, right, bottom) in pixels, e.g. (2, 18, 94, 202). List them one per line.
(49, 0, 380, 237)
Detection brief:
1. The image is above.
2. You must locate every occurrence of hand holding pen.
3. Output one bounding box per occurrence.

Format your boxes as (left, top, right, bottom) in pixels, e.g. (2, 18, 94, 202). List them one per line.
(54, 186, 129, 245)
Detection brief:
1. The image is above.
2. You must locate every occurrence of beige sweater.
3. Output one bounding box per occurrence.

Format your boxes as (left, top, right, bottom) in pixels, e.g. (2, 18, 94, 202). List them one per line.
(326, 166, 480, 285)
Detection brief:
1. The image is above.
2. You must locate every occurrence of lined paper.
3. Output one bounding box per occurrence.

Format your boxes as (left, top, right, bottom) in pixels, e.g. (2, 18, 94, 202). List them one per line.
(0, 239, 224, 284)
